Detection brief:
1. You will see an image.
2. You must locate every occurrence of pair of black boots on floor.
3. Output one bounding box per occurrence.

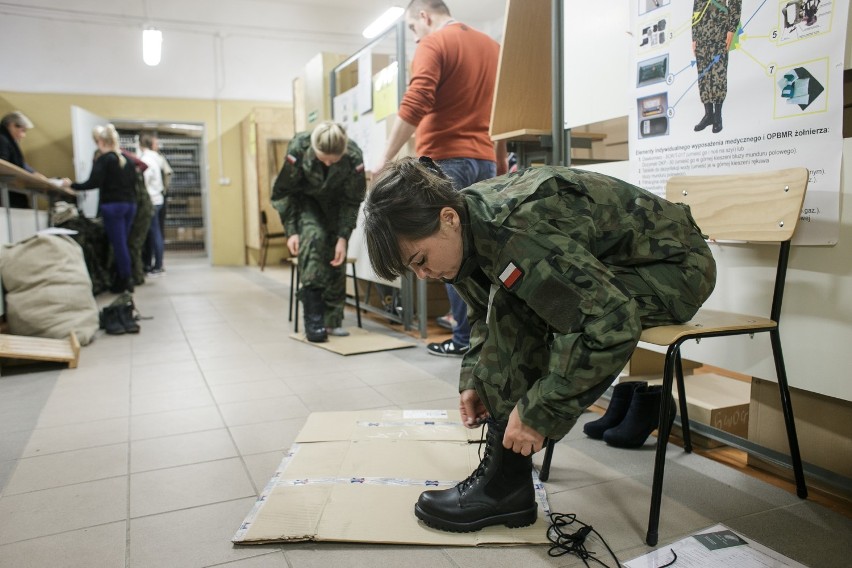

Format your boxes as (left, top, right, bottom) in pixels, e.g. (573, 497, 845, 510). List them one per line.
(414, 419, 537, 533)
(583, 381, 676, 448)
(99, 293, 140, 335)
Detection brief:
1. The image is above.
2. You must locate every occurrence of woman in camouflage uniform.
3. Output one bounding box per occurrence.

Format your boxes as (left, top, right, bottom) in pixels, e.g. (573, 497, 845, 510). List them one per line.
(363, 157, 716, 532)
(271, 121, 366, 342)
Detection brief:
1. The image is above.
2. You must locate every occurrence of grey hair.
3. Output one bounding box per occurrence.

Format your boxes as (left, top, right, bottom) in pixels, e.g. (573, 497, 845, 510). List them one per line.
(1, 111, 34, 129)
(405, 0, 451, 17)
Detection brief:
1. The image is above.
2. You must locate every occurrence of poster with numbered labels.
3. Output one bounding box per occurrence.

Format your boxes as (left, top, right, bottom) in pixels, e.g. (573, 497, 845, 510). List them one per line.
(629, 0, 848, 245)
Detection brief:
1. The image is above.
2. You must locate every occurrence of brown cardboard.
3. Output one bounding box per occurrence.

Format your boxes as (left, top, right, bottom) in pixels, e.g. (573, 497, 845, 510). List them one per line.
(645, 373, 751, 439)
(748, 378, 852, 498)
(233, 410, 550, 546)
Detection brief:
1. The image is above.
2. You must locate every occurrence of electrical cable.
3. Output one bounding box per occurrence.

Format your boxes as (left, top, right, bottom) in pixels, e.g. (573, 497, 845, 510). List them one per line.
(546, 512, 622, 567)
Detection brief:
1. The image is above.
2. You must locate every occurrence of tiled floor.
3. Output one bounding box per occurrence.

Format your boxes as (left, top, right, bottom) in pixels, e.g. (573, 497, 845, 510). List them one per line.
(1, 258, 850, 567)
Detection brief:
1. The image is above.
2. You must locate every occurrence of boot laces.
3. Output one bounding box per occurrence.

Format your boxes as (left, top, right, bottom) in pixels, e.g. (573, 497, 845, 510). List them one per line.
(457, 419, 498, 494)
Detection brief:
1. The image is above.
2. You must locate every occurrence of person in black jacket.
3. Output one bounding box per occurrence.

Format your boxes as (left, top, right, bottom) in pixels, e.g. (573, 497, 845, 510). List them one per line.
(0, 111, 44, 208)
(62, 124, 138, 293)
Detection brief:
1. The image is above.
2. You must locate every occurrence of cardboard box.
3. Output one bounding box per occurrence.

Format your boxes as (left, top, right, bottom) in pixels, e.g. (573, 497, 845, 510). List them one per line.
(645, 373, 751, 440)
(748, 378, 852, 499)
(232, 410, 550, 546)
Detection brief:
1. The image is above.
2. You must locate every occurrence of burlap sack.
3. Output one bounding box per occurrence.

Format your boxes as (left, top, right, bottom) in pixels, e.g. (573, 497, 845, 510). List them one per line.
(0, 234, 99, 345)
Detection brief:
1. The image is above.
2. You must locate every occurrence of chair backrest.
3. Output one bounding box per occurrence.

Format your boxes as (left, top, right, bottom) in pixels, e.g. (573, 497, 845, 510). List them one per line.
(260, 210, 269, 237)
(665, 168, 808, 242)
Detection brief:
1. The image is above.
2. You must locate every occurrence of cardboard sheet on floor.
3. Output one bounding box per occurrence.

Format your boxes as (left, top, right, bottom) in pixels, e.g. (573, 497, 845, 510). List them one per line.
(233, 410, 551, 546)
(289, 327, 416, 355)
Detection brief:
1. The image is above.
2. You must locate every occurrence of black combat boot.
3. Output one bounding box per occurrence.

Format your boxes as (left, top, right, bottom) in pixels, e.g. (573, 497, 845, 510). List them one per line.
(115, 295, 140, 334)
(603, 385, 676, 449)
(301, 287, 328, 342)
(694, 103, 714, 131)
(712, 102, 724, 133)
(583, 380, 647, 439)
(414, 419, 537, 532)
(99, 306, 126, 335)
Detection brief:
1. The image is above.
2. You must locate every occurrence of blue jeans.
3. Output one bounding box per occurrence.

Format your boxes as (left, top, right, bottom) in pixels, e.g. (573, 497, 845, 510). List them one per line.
(100, 201, 137, 280)
(435, 158, 497, 347)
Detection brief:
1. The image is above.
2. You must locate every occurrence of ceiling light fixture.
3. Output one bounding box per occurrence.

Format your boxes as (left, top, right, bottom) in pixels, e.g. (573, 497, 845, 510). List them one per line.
(362, 6, 404, 39)
(142, 28, 162, 66)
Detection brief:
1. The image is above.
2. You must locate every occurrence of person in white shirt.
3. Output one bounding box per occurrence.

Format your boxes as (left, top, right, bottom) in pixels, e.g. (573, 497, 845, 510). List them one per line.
(138, 133, 165, 275)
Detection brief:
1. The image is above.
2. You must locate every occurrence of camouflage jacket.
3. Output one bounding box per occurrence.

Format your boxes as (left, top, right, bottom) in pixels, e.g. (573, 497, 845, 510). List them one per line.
(270, 132, 366, 240)
(450, 166, 715, 438)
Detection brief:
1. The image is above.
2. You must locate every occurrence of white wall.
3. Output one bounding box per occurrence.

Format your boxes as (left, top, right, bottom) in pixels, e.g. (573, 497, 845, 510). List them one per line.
(567, 4, 852, 402)
(0, 0, 506, 103)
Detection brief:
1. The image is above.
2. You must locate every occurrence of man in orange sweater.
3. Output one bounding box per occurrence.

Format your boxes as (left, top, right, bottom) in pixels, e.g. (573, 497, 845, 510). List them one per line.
(377, 0, 507, 357)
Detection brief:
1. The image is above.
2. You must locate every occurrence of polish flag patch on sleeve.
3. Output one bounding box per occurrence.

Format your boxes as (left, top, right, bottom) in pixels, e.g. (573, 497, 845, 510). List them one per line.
(499, 261, 523, 289)
(286, 154, 298, 164)
(355, 163, 365, 173)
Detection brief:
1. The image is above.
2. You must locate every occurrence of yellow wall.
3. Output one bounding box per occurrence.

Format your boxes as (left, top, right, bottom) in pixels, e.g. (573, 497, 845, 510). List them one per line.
(0, 91, 291, 266)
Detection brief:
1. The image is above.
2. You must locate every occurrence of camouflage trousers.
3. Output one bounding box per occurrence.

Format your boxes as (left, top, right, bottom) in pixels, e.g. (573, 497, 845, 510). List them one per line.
(296, 205, 346, 328)
(694, 8, 732, 103)
(472, 237, 715, 440)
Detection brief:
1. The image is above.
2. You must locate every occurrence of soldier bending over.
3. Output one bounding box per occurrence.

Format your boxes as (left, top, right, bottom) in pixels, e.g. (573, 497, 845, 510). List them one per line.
(363, 158, 716, 532)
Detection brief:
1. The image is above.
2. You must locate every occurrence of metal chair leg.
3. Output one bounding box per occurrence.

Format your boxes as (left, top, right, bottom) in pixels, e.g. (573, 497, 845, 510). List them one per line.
(350, 262, 362, 328)
(260, 236, 268, 271)
(674, 350, 692, 453)
(770, 328, 808, 498)
(539, 438, 556, 482)
(294, 264, 301, 333)
(646, 341, 681, 547)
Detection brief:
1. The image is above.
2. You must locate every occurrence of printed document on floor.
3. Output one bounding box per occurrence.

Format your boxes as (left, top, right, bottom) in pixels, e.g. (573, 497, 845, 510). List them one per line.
(625, 524, 807, 568)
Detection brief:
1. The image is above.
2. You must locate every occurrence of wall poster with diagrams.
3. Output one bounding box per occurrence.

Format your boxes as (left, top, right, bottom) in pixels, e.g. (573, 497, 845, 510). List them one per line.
(628, 0, 848, 244)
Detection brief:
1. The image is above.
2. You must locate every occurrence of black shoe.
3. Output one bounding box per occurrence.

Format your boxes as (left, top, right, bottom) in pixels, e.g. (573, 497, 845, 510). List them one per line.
(301, 287, 328, 343)
(603, 385, 676, 448)
(583, 381, 647, 439)
(99, 306, 125, 335)
(426, 338, 469, 357)
(114, 294, 140, 334)
(415, 420, 537, 532)
(694, 103, 714, 131)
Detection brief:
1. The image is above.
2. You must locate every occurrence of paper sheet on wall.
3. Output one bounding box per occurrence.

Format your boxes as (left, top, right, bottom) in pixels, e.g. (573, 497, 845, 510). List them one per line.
(625, 524, 807, 568)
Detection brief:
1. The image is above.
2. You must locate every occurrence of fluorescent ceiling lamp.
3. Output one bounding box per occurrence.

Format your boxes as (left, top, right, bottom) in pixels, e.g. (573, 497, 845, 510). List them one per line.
(363, 6, 404, 39)
(142, 28, 162, 66)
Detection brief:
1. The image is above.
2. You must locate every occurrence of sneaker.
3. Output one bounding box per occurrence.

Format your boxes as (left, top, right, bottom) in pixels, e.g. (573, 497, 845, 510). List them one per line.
(436, 313, 457, 331)
(427, 338, 469, 357)
(326, 327, 350, 337)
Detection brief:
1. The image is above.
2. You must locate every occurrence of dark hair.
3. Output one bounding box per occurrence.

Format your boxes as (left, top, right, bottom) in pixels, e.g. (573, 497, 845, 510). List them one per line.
(364, 157, 465, 281)
(139, 132, 156, 149)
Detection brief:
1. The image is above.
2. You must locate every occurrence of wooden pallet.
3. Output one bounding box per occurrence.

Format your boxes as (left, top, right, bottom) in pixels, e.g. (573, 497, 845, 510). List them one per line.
(0, 332, 80, 369)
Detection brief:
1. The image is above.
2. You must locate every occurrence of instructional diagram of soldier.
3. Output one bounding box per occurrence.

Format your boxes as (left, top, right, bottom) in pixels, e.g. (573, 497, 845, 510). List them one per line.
(361, 157, 716, 541)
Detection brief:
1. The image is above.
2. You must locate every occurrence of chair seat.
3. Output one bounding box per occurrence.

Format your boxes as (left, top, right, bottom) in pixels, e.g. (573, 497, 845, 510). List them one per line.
(640, 309, 777, 346)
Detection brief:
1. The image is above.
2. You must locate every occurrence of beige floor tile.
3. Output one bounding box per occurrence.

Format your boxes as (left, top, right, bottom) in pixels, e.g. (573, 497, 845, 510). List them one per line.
(372, 379, 460, 406)
(130, 428, 237, 473)
(218, 395, 311, 427)
(3, 443, 127, 495)
(130, 458, 255, 517)
(297, 386, 394, 413)
(228, 417, 305, 457)
(130, 406, 225, 440)
(241, 451, 288, 492)
(0, 521, 126, 568)
(130, 368, 207, 396)
(278, 371, 370, 395)
(131, 385, 214, 415)
(21, 416, 128, 458)
(283, 545, 458, 568)
(209, 378, 295, 404)
(129, 498, 279, 568)
(202, 364, 281, 386)
(0, 476, 127, 545)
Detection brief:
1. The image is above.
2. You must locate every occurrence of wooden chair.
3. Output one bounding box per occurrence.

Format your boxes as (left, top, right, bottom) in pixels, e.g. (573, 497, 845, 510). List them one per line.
(538, 167, 810, 546)
(259, 210, 287, 271)
(287, 257, 362, 332)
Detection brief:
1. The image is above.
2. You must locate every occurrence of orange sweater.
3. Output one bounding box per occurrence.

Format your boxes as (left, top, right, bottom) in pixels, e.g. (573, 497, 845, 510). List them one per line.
(397, 22, 500, 162)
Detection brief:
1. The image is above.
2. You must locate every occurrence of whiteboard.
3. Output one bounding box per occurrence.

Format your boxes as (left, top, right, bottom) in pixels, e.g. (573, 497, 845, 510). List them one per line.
(563, 1, 631, 128)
